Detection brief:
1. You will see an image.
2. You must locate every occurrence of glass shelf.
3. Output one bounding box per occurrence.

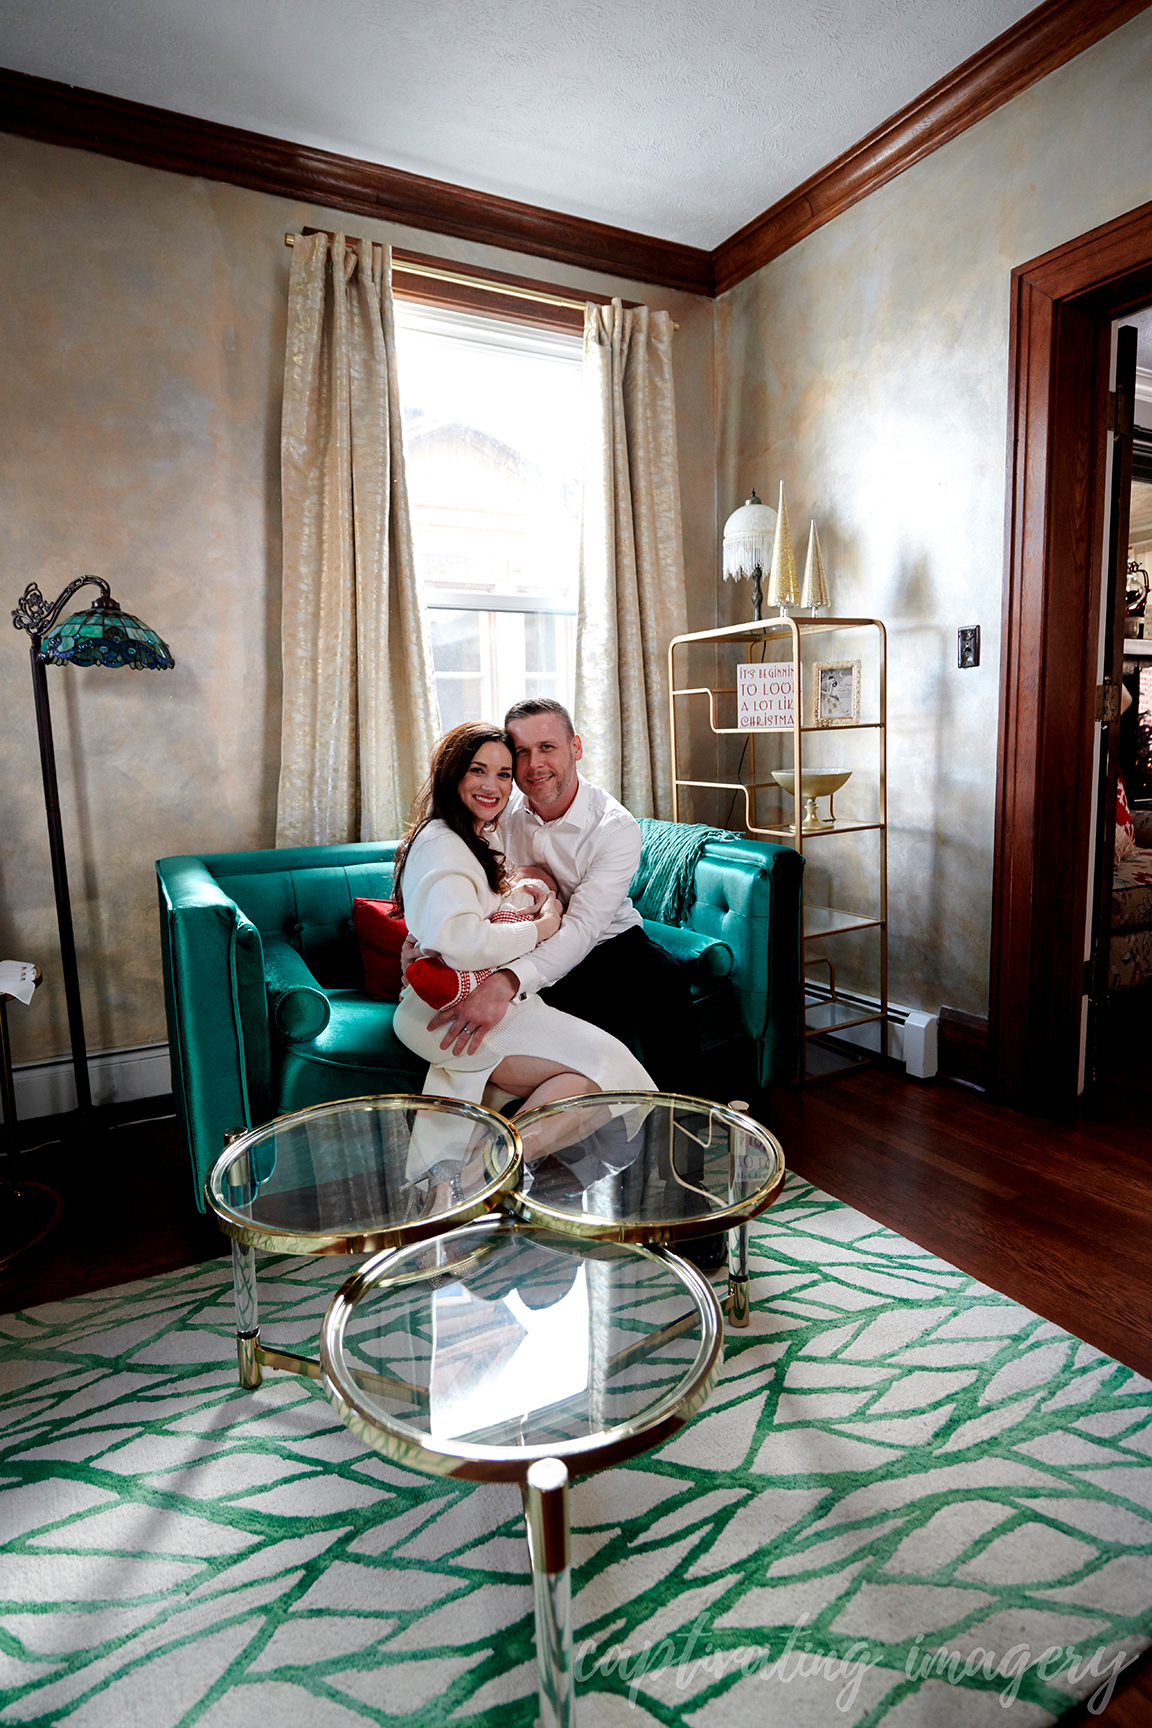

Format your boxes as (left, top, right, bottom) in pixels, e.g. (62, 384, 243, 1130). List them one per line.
(803, 906, 885, 939)
(755, 821, 885, 840)
(804, 997, 884, 1037)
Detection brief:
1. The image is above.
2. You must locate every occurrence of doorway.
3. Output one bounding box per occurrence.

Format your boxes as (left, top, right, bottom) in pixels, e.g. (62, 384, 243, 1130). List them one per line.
(990, 200, 1152, 1109)
(1100, 312, 1152, 1092)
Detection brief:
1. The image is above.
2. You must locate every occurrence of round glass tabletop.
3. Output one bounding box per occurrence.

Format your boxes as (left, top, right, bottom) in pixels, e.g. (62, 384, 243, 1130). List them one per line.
(206, 1094, 521, 1256)
(320, 1217, 723, 1481)
(508, 1092, 785, 1243)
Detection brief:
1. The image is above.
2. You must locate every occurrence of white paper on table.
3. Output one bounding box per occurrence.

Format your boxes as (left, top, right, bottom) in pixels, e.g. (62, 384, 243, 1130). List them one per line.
(0, 961, 39, 1005)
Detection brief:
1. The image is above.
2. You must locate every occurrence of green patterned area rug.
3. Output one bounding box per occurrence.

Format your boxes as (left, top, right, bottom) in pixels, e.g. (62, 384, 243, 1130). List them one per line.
(3, 1175, 1152, 1727)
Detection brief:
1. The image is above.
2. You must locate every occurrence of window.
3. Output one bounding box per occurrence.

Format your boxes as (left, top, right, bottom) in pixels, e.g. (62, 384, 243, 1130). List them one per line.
(393, 300, 582, 730)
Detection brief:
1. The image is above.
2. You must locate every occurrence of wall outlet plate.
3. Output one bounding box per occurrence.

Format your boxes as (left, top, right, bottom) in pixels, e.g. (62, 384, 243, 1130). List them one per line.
(958, 626, 980, 669)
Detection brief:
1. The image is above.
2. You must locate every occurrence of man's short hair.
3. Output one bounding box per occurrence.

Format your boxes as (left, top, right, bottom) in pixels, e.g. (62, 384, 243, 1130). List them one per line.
(504, 696, 575, 738)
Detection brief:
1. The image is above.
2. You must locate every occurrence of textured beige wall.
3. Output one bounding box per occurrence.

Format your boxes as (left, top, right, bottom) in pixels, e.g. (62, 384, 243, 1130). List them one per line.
(0, 131, 715, 1067)
(714, 10, 1152, 1018)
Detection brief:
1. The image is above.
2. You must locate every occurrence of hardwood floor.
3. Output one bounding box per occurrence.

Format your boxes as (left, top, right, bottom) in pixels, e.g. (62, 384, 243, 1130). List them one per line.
(1, 1012, 1150, 1723)
(769, 1061, 1152, 1381)
(0, 1098, 226, 1313)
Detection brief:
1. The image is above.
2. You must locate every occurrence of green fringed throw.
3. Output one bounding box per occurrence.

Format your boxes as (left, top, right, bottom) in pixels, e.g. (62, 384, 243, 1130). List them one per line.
(630, 819, 735, 926)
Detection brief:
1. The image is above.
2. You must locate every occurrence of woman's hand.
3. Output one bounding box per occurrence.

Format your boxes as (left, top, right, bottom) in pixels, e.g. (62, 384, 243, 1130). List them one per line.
(533, 892, 563, 943)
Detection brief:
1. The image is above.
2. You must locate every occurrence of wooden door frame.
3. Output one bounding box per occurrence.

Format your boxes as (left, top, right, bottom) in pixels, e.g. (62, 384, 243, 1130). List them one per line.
(990, 199, 1152, 1107)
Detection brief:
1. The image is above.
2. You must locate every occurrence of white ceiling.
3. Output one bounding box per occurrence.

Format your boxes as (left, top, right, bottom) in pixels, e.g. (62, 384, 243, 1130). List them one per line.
(0, 0, 1042, 250)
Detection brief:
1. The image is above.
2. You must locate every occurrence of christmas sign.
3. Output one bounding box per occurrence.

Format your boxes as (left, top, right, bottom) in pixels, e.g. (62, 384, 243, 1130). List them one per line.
(737, 662, 796, 729)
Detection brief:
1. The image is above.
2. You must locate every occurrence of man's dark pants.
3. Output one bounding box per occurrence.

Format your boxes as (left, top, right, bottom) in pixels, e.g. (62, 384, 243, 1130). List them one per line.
(539, 925, 699, 1095)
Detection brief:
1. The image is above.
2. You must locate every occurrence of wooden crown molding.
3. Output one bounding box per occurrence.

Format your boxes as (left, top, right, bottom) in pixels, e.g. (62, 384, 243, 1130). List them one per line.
(0, 66, 714, 298)
(712, 0, 1152, 296)
(2, 0, 1148, 304)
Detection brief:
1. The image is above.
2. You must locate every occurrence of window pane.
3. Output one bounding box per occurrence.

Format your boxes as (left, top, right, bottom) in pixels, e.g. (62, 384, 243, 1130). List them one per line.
(429, 611, 484, 729)
(395, 302, 581, 727)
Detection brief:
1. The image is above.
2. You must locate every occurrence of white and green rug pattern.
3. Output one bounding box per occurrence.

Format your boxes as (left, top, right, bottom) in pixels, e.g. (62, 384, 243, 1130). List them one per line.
(3, 1176, 1152, 1727)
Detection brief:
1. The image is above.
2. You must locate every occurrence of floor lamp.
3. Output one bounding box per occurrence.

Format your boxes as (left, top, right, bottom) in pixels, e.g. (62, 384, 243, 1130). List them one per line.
(10, 573, 173, 1140)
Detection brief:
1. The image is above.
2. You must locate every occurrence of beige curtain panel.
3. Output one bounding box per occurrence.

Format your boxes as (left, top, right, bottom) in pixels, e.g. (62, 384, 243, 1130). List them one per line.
(576, 299, 688, 820)
(276, 232, 439, 846)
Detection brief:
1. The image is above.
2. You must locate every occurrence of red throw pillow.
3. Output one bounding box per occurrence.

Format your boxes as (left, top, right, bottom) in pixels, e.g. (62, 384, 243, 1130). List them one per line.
(353, 898, 408, 1001)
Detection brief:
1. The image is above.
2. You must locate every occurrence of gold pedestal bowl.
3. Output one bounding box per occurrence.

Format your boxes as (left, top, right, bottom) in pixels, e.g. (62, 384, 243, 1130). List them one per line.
(772, 769, 852, 831)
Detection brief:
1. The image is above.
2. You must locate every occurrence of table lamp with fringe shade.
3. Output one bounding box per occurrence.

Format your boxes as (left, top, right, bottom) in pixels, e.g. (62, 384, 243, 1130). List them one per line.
(722, 489, 777, 622)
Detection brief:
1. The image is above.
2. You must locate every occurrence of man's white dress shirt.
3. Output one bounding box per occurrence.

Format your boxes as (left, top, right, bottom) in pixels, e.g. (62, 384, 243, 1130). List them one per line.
(498, 775, 642, 996)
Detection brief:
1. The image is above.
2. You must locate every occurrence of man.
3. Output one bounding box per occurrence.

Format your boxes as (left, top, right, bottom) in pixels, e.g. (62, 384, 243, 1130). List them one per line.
(428, 697, 697, 1093)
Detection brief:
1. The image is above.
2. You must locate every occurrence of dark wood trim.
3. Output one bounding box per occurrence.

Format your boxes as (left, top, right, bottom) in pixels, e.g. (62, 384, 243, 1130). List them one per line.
(713, 0, 1151, 295)
(0, 66, 714, 297)
(6, 1, 1148, 305)
(392, 247, 597, 334)
(936, 1008, 989, 1090)
(991, 200, 1152, 1109)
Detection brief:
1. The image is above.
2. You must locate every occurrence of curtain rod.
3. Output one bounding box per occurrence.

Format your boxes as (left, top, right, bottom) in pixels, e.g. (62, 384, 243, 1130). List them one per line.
(284, 230, 586, 313)
(284, 231, 677, 326)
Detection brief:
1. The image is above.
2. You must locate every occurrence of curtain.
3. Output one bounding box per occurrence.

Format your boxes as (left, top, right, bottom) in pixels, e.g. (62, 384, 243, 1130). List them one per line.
(576, 298, 688, 820)
(276, 232, 439, 846)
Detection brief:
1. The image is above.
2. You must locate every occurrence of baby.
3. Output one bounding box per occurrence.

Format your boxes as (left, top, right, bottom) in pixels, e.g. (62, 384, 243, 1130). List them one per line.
(404, 867, 558, 1010)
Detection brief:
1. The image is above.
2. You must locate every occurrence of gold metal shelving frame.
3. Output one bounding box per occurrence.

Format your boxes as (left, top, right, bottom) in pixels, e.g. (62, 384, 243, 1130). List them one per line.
(668, 615, 888, 1083)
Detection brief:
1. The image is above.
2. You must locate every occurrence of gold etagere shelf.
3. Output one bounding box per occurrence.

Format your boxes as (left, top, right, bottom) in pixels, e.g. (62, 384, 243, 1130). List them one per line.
(668, 615, 887, 1083)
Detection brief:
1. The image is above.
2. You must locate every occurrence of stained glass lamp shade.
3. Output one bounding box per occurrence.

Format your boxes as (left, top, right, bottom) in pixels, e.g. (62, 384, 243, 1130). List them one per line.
(37, 597, 174, 669)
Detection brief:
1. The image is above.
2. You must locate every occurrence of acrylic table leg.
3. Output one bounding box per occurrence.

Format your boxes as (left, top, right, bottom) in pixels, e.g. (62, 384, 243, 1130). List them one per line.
(728, 1221, 750, 1328)
(726, 1103, 752, 1329)
(231, 1238, 261, 1388)
(523, 1458, 575, 1728)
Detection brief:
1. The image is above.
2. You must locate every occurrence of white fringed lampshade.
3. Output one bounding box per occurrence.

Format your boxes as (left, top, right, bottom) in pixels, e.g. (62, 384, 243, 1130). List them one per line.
(722, 490, 777, 583)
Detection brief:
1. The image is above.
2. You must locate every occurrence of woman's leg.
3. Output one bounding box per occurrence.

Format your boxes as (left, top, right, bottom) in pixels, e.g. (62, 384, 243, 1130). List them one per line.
(489, 1056, 606, 1159)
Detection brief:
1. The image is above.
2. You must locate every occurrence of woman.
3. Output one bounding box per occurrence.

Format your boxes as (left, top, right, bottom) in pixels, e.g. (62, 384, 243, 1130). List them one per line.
(392, 722, 655, 1130)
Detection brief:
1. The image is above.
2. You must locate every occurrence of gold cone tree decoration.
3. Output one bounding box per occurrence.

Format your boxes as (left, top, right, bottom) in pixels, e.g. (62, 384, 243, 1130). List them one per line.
(801, 520, 830, 613)
(767, 482, 800, 611)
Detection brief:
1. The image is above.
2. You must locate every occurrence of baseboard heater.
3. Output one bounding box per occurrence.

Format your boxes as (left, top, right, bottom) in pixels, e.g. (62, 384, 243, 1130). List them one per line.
(803, 987, 939, 1078)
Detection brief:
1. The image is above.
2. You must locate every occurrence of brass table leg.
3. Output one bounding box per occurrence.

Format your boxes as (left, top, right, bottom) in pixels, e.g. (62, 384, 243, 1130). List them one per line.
(524, 1457, 575, 1728)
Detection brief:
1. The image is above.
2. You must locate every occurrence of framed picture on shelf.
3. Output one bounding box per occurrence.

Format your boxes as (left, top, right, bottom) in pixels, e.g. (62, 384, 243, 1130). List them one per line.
(813, 659, 860, 727)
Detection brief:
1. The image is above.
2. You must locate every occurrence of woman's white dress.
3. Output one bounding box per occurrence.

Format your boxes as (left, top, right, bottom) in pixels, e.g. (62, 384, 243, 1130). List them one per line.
(393, 821, 654, 1166)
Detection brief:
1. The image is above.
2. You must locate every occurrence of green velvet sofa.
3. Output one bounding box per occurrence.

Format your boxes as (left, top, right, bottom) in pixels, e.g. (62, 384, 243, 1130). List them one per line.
(157, 834, 804, 1209)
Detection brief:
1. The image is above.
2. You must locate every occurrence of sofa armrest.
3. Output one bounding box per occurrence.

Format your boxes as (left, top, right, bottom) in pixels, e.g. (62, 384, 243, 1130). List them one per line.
(264, 936, 332, 1042)
(685, 838, 804, 1087)
(157, 856, 272, 1210)
(1133, 806, 1152, 846)
(642, 919, 733, 977)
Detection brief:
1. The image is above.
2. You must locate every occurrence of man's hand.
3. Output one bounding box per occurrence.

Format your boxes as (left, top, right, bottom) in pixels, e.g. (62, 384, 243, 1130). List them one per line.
(533, 893, 563, 942)
(428, 968, 518, 1056)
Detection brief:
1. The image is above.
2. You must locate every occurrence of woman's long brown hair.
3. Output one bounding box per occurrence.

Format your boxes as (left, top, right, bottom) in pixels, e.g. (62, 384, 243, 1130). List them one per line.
(391, 722, 514, 908)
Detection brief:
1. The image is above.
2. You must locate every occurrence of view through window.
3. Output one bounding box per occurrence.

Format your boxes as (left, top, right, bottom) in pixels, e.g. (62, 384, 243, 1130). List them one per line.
(393, 301, 582, 731)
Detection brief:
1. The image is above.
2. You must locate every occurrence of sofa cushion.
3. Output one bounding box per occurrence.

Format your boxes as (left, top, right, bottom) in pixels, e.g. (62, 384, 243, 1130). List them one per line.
(275, 990, 426, 1115)
(353, 898, 408, 1001)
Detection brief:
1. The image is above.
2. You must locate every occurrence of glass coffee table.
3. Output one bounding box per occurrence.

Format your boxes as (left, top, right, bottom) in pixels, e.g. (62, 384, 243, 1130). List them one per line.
(206, 1094, 521, 1388)
(320, 1217, 723, 1728)
(510, 1092, 786, 1327)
